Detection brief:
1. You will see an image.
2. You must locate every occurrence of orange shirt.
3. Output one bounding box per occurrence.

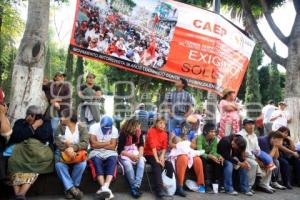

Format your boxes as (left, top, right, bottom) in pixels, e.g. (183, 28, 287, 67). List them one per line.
(144, 127, 168, 156)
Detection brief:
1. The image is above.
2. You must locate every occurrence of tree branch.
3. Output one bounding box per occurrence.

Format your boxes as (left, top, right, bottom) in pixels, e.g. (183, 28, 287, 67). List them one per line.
(241, 0, 287, 67)
(259, 0, 289, 45)
(294, 0, 300, 14)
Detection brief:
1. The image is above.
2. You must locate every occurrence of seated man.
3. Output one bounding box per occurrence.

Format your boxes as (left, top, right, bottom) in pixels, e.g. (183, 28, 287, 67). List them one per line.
(258, 131, 286, 191)
(239, 118, 273, 193)
(196, 123, 224, 193)
(89, 116, 119, 200)
(217, 134, 253, 196)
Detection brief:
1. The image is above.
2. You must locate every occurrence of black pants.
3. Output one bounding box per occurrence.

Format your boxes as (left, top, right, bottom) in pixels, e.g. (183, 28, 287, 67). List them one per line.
(202, 157, 222, 185)
(145, 155, 174, 194)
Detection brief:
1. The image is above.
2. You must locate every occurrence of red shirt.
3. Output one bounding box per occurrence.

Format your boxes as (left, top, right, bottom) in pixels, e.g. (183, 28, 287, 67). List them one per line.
(144, 127, 168, 156)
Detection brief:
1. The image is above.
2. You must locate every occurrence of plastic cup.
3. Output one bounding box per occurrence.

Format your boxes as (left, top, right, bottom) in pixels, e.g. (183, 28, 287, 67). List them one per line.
(212, 184, 219, 194)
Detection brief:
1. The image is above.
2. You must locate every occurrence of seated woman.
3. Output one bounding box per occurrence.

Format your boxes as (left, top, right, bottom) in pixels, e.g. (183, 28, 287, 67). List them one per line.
(54, 109, 89, 200)
(277, 126, 300, 188)
(0, 88, 12, 180)
(118, 117, 145, 198)
(144, 117, 175, 198)
(169, 115, 205, 197)
(8, 105, 54, 200)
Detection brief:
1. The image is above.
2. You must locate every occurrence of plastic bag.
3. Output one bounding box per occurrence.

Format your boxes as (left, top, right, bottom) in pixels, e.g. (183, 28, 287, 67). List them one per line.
(162, 169, 176, 196)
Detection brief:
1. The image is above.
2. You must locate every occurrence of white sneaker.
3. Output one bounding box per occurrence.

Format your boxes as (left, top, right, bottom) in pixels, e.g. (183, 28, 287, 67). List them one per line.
(268, 186, 276, 192)
(96, 187, 110, 199)
(185, 179, 198, 192)
(105, 188, 114, 200)
(271, 182, 286, 190)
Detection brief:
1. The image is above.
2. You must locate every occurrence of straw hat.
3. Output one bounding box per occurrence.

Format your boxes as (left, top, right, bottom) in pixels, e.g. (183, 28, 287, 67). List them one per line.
(222, 88, 235, 98)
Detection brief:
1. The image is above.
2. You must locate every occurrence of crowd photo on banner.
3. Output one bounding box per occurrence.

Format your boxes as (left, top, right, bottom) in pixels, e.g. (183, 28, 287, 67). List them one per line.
(1, 72, 300, 200)
(1, 0, 300, 200)
(74, 0, 178, 69)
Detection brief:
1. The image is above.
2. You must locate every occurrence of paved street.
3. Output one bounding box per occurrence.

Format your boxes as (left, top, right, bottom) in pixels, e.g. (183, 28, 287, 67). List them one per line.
(28, 189, 300, 200)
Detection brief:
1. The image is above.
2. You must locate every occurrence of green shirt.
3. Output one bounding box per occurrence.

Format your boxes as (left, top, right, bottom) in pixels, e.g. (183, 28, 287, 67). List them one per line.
(196, 134, 220, 159)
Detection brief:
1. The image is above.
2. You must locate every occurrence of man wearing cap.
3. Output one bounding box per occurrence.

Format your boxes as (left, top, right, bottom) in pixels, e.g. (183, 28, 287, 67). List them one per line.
(164, 78, 195, 133)
(262, 100, 276, 135)
(89, 116, 119, 199)
(270, 102, 291, 131)
(43, 72, 71, 134)
(134, 103, 149, 135)
(239, 118, 273, 193)
(79, 73, 102, 125)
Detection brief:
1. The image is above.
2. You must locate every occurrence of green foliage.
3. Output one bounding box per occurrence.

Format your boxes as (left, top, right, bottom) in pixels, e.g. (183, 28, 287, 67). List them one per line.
(259, 66, 271, 105)
(177, 0, 286, 18)
(267, 45, 282, 104)
(237, 75, 246, 100)
(0, 1, 24, 99)
(245, 45, 262, 118)
(176, 0, 211, 8)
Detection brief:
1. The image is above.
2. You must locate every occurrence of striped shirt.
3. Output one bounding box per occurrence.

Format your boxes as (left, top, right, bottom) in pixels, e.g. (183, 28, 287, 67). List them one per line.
(165, 90, 195, 116)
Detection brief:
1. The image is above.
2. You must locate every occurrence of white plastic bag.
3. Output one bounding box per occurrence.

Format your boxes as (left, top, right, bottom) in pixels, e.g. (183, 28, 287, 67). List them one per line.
(162, 169, 176, 196)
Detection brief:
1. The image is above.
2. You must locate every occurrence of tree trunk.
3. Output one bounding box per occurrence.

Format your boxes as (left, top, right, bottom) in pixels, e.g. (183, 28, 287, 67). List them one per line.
(65, 52, 74, 82)
(285, 13, 300, 142)
(73, 56, 83, 108)
(8, 0, 50, 122)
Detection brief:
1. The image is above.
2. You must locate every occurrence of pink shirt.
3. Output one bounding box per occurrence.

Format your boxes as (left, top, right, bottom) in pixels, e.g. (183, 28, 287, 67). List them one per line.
(219, 99, 240, 121)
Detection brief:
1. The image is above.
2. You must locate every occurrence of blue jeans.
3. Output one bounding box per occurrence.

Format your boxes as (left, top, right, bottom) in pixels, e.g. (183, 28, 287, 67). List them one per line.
(223, 160, 249, 193)
(167, 116, 185, 133)
(51, 117, 60, 136)
(120, 158, 145, 189)
(55, 161, 87, 191)
(91, 156, 117, 176)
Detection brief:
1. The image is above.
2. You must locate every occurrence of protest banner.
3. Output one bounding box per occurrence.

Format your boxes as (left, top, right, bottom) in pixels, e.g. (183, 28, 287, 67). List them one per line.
(69, 0, 255, 95)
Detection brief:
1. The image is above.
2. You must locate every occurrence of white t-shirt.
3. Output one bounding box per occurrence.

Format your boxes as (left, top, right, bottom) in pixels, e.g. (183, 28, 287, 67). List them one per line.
(88, 123, 119, 159)
(262, 104, 276, 123)
(239, 129, 260, 158)
(64, 123, 80, 144)
(271, 109, 290, 131)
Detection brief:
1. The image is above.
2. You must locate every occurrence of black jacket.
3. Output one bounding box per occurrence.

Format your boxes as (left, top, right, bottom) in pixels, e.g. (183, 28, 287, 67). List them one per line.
(8, 118, 54, 150)
(217, 135, 245, 165)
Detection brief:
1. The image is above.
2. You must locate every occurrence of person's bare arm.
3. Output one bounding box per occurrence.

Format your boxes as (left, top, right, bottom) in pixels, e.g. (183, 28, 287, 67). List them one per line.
(223, 102, 238, 112)
(184, 105, 193, 118)
(286, 137, 296, 151)
(90, 135, 111, 149)
(0, 105, 11, 139)
(279, 145, 294, 154)
(169, 132, 177, 149)
(269, 146, 279, 158)
(190, 138, 197, 149)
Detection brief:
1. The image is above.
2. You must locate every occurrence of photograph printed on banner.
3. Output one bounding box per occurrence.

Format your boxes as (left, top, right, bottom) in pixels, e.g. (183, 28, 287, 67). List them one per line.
(73, 0, 178, 69)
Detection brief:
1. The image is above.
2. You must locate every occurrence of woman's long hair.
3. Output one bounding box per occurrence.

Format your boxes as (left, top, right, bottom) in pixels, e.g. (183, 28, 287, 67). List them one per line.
(277, 126, 291, 137)
(152, 116, 166, 130)
(121, 117, 140, 136)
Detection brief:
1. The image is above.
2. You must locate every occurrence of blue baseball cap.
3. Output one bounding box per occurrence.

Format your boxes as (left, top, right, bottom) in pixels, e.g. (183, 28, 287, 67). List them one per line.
(100, 116, 113, 135)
